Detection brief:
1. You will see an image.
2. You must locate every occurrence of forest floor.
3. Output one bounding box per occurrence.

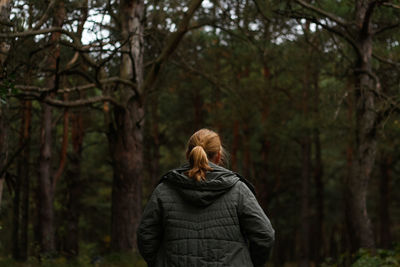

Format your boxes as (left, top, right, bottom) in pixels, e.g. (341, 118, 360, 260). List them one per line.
(0, 253, 146, 267)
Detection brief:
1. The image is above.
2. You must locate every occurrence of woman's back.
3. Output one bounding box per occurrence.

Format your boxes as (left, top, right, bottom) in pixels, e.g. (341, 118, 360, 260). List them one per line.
(137, 162, 275, 267)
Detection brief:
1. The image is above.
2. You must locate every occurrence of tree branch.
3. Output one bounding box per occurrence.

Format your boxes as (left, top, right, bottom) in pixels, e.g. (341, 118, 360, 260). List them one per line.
(171, 59, 234, 97)
(15, 76, 136, 94)
(0, 26, 63, 38)
(33, 0, 57, 30)
(294, 0, 349, 28)
(214, 25, 257, 47)
(372, 53, 400, 68)
(13, 92, 123, 109)
(0, 27, 102, 69)
(139, 0, 204, 98)
(253, 0, 272, 22)
(374, 22, 400, 35)
(362, 1, 377, 35)
(287, 13, 361, 57)
(43, 95, 123, 108)
(383, 2, 400, 9)
(51, 95, 121, 108)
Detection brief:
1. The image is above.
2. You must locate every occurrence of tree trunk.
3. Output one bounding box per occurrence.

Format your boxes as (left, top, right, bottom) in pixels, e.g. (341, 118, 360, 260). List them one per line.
(344, 78, 355, 257)
(346, 0, 377, 250)
(20, 101, 31, 261)
(38, 103, 55, 255)
(378, 154, 392, 248)
(53, 93, 69, 191)
(193, 87, 203, 130)
(313, 68, 324, 264)
(62, 4, 87, 257)
(257, 138, 270, 210)
(0, 0, 11, 213)
(109, 0, 203, 251)
(0, 176, 3, 210)
(0, 0, 10, 69)
(146, 94, 160, 188)
(299, 134, 311, 267)
(38, 0, 65, 256)
(109, 0, 144, 251)
(257, 91, 271, 211)
(231, 120, 240, 171)
(63, 109, 84, 257)
(13, 100, 32, 261)
(299, 31, 312, 266)
(38, 94, 58, 257)
(294, 0, 380, 253)
(313, 127, 324, 259)
(242, 123, 252, 179)
(13, 160, 21, 259)
(109, 105, 144, 251)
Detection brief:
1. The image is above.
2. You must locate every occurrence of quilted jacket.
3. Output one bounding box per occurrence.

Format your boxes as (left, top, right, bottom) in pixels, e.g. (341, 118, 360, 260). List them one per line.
(137, 162, 275, 267)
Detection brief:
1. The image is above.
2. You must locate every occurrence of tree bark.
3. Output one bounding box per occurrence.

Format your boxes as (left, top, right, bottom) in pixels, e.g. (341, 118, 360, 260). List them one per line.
(193, 84, 203, 130)
(299, 135, 311, 267)
(109, 105, 144, 251)
(0, 0, 11, 214)
(38, 0, 65, 256)
(346, 0, 377, 250)
(0, 176, 3, 210)
(313, 66, 324, 264)
(294, 0, 382, 252)
(0, 0, 10, 69)
(62, 4, 87, 256)
(313, 129, 324, 261)
(109, 0, 145, 251)
(344, 78, 355, 255)
(231, 120, 240, 172)
(299, 28, 312, 266)
(13, 100, 32, 261)
(378, 154, 392, 248)
(38, 105, 55, 256)
(63, 108, 84, 257)
(53, 93, 69, 191)
(109, 0, 203, 251)
(145, 94, 161, 189)
(20, 101, 31, 261)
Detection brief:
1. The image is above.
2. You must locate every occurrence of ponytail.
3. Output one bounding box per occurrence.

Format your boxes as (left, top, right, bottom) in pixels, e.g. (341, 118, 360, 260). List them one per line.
(187, 146, 212, 182)
(185, 129, 224, 182)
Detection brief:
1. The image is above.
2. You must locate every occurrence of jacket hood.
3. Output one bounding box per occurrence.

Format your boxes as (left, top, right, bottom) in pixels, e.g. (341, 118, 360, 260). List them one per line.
(160, 162, 240, 207)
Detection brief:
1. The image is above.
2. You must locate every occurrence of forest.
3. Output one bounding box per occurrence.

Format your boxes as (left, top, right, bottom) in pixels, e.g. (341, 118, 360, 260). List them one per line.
(0, 0, 399, 266)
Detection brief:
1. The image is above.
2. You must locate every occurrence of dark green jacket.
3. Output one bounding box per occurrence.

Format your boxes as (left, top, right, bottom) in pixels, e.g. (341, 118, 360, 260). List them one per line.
(137, 162, 275, 267)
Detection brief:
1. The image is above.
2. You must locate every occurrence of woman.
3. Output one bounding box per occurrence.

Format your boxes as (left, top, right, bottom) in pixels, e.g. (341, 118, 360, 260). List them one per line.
(137, 129, 275, 267)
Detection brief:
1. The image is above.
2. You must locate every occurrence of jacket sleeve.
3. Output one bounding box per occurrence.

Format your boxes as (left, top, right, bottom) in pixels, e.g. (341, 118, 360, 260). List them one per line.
(238, 181, 275, 267)
(137, 186, 163, 267)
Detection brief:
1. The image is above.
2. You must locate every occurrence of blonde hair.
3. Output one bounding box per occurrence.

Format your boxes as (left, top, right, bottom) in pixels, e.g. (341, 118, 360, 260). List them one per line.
(186, 129, 224, 182)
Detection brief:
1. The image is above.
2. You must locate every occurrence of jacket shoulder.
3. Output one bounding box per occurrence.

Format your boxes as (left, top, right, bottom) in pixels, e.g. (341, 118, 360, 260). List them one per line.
(232, 172, 256, 195)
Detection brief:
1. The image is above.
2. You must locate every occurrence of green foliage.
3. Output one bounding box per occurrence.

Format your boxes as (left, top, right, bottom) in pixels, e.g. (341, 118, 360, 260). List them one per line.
(352, 249, 400, 267)
(321, 247, 400, 267)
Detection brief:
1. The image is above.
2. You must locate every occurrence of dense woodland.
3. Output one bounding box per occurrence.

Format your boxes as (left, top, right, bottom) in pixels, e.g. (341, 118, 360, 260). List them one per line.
(0, 0, 399, 266)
